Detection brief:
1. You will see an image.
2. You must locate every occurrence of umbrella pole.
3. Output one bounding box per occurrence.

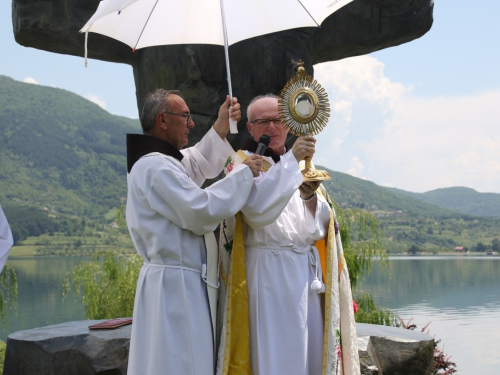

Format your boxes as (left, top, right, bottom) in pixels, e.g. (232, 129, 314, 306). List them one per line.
(219, 0, 238, 133)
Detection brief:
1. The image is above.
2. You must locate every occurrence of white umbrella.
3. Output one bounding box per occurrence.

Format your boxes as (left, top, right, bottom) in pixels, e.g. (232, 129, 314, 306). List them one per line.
(81, 0, 354, 132)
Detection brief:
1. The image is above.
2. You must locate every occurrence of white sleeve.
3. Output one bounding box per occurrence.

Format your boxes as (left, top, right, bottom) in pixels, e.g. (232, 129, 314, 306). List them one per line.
(181, 127, 235, 187)
(241, 151, 304, 229)
(146, 162, 254, 235)
(0, 206, 13, 274)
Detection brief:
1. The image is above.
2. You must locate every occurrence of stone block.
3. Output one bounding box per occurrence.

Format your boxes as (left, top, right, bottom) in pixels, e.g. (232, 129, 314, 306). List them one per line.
(4, 320, 131, 375)
(357, 323, 434, 375)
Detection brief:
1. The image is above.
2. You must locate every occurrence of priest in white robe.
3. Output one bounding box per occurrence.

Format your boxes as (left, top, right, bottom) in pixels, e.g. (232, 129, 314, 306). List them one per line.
(0, 205, 13, 273)
(217, 94, 360, 375)
(126, 89, 262, 375)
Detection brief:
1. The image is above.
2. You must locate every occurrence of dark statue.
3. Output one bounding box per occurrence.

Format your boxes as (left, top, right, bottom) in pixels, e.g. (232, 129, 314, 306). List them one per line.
(11, 0, 433, 147)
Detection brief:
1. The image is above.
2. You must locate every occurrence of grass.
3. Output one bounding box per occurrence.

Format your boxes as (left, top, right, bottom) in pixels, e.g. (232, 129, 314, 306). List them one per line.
(12, 227, 135, 257)
(104, 207, 120, 222)
(9, 246, 37, 257)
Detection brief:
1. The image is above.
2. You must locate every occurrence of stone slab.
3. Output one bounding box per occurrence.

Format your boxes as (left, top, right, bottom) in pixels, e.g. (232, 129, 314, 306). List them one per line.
(4, 321, 434, 374)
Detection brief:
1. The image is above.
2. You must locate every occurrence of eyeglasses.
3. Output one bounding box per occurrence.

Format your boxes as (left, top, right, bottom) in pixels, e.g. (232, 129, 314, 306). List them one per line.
(162, 111, 193, 125)
(249, 118, 283, 127)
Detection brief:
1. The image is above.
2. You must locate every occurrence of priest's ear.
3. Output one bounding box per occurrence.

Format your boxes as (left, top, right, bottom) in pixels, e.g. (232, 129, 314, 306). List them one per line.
(156, 112, 169, 132)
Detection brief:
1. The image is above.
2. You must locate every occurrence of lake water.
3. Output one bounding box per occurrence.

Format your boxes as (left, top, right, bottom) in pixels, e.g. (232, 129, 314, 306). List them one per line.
(2, 255, 500, 373)
(358, 255, 500, 374)
(0, 257, 88, 341)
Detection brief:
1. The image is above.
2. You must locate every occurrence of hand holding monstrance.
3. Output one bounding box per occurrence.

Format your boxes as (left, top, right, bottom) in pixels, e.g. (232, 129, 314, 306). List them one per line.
(278, 60, 331, 181)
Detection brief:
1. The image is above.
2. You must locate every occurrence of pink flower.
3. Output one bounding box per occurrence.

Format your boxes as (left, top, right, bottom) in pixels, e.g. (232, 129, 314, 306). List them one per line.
(227, 162, 235, 173)
(353, 300, 358, 314)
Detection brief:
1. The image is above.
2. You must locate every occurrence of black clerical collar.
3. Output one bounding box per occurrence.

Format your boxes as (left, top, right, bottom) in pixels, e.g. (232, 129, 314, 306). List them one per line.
(241, 138, 284, 163)
(127, 134, 184, 173)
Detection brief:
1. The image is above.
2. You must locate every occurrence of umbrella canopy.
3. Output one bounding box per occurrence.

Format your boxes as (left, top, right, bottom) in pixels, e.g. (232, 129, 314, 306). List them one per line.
(81, 0, 353, 132)
(81, 0, 353, 49)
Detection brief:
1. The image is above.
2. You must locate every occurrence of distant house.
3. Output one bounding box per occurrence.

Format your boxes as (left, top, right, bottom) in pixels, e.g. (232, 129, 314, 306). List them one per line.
(455, 246, 465, 252)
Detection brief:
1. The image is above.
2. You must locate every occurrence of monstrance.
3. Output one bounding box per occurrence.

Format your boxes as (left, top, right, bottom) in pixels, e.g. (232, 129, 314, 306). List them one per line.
(278, 60, 331, 181)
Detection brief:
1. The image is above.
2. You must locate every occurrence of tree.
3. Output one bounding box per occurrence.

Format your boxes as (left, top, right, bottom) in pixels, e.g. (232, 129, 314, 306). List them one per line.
(333, 203, 387, 290)
(62, 252, 142, 319)
(492, 238, 499, 251)
(0, 264, 18, 326)
(408, 244, 421, 254)
(330, 202, 399, 326)
(474, 242, 486, 252)
(0, 264, 18, 373)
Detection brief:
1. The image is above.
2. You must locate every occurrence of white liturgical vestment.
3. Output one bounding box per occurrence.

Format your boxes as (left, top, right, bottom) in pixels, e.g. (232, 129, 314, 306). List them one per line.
(241, 150, 331, 375)
(0, 205, 13, 273)
(216, 149, 331, 375)
(126, 129, 254, 375)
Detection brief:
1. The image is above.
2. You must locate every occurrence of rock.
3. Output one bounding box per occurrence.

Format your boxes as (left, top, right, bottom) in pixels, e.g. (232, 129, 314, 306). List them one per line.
(357, 323, 434, 375)
(4, 321, 434, 375)
(3, 320, 131, 375)
(11, 0, 433, 149)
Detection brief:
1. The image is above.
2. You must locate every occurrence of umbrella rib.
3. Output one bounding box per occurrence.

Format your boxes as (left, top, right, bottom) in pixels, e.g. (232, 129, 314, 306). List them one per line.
(133, 0, 161, 50)
(296, 0, 321, 28)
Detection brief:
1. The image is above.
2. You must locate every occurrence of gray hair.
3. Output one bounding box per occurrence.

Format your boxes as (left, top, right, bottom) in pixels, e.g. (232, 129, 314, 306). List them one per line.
(246, 93, 279, 122)
(140, 89, 182, 134)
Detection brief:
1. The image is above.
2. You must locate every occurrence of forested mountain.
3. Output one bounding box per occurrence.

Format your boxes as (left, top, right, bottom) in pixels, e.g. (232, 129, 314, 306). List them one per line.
(318, 168, 459, 218)
(386, 186, 500, 218)
(0, 75, 141, 219)
(316, 167, 499, 252)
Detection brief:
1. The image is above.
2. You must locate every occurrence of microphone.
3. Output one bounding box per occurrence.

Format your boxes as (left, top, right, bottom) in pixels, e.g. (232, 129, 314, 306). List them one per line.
(255, 135, 271, 156)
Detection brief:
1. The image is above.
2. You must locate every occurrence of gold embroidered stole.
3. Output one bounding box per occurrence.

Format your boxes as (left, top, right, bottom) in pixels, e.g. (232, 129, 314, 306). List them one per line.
(220, 212, 252, 374)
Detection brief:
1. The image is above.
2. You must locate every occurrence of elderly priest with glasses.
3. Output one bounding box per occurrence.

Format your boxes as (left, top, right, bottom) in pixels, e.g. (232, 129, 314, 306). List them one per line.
(126, 89, 262, 375)
(216, 94, 360, 375)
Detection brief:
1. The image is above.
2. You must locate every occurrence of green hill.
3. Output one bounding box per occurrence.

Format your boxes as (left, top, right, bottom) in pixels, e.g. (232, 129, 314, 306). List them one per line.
(0, 75, 141, 219)
(317, 166, 499, 253)
(386, 186, 500, 218)
(318, 168, 459, 218)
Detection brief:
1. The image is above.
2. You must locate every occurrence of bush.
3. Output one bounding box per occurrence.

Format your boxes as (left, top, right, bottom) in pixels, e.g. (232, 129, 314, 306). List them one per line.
(0, 264, 18, 327)
(62, 252, 142, 319)
(398, 318, 457, 375)
(334, 203, 388, 290)
(0, 340, 5, 374)
(353, 292, 398, 326)
(0, 264, 18, 372)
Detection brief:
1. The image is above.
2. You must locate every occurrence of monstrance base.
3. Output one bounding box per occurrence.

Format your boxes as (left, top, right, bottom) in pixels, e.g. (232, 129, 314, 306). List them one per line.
(302, 167, 331, 182)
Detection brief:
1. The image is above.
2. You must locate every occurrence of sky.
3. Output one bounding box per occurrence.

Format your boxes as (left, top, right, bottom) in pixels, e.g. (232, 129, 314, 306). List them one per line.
(1, 0, 499, 194)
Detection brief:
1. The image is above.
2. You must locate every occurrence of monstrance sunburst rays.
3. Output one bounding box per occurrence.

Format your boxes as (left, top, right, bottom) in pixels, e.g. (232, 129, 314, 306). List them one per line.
(278, 60, 331, 181)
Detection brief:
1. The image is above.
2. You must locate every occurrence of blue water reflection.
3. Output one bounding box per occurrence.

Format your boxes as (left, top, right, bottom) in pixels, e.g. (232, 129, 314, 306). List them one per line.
(358, 256, 500, 374)
(0, 257, 88, 341)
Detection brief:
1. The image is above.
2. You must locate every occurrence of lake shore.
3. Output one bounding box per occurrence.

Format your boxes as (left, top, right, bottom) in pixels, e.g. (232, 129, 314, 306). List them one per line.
(9, 245, 499, 258)
(389, 251, 498, 256)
